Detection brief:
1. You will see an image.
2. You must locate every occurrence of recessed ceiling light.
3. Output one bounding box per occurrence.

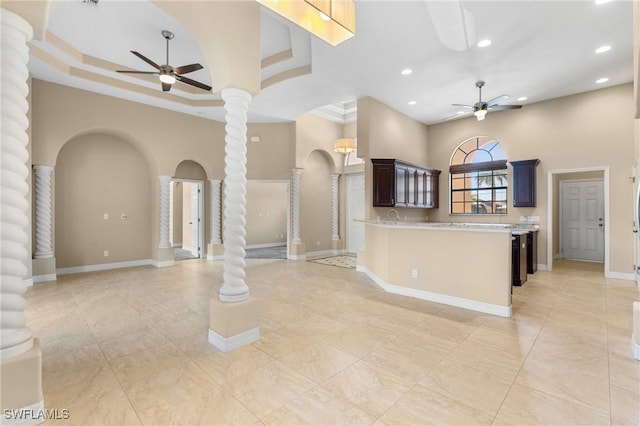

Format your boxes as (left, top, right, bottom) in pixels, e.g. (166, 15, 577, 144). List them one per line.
(401, 68, 413, 76)
(477, 39, 492, 48)
(517, 97, 528, 102)
(595, 45, 611, 54)
(457, 111, 465, 115)
(408, 101, 417, 106)
(595, 77, 609, 84)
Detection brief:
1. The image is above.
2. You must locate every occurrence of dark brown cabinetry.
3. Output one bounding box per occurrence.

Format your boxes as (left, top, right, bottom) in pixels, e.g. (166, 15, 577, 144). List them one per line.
(511, 159, 540, 207)
(372, 159, 440, 209)
(512, 233, 528, 286)
(526, 230, 538, 274)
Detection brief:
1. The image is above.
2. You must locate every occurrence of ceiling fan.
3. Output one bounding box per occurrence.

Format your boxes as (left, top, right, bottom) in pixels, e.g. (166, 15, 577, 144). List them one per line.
(448, 81, 522, 121)
(116, 30, 212, 93)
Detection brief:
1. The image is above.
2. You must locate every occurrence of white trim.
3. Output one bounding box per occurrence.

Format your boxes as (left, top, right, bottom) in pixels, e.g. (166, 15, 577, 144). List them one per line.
(547, 166, 610, 274)
(537, 264, 549, 272)
(606, 271, 635, 281)
(0, 400, 45, 425)
(357, 265, 512, 318)
(632, 337, 640, 361)
(172, 243, 182, 248)
(288, 254, 307, 260)
(246, 242, 286, 249)
(32, 274, 56, 283)
(56, 259, 154, 275)
(23, 278, 34, 287)
(207, 254, 224, 261)
(208, 327, 260, 352)
(0, 339, 33, 360)
(306, 249, 341, 258)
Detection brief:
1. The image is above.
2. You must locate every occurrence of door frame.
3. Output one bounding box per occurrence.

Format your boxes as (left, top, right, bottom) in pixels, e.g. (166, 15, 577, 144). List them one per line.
(546, 166, 609, 275)
(172, 178, 205, 259)
(558, 178, 605, 262)
(346, 172, 365, 253)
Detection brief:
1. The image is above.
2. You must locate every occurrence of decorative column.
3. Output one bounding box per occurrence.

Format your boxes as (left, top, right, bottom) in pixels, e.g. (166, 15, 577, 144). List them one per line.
(158, 175, 171, 249)
(291, 168, 302, 243)
(33, 165, 54, 259)
(0, 7, 44, 418)
(207, 179, 223, 260)
(289, 168, 306, 259)
(155, 175, 174, 267)
(331, 173, 340, 240)
(209, 88, 259, 352)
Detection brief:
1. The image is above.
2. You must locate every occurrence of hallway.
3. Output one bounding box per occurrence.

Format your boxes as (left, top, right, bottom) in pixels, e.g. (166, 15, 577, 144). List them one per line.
(26, 259, 639, 425)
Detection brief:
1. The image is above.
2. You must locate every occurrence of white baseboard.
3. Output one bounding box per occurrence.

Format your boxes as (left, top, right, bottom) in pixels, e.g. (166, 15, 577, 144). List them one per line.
(246, 242, 286, 249)
(537, 264, 549, 272)
(1, 399, 45, 425)
(23, 278, 34, 287)
(606, 271, 635, 281)
(306, 249, 343, 258)
(207, 254, 224, 261)
(32, 274, 57, 283)
(57, 259, 154, 275)
(357, 265, 512, 318)
(208, 327, 260, 352)
(172, 243, 182, 248)
(288, 254, 306, 260)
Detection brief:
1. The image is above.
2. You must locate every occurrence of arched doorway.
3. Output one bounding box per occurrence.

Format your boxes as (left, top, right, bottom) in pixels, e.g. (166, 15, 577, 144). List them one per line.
(172, 160, 207, 260)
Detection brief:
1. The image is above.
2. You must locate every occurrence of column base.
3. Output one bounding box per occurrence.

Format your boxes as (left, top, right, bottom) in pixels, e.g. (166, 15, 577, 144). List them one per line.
(0, 338, 44, 425)
(288, 242, 306, 260)
(154, 247, 175, 268)
(32, 258, 57, 283)
(209, 297, 260, 352)
(207, 243, 224, 260)
(331, 238, 344, 253)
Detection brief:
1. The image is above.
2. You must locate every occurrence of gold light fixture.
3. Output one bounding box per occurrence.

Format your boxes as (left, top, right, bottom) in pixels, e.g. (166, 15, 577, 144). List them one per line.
(334, 138, 356, 153)
(258, 0, 356, 46)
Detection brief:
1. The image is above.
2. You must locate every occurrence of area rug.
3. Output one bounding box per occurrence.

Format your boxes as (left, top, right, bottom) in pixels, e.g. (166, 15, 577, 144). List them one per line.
(308, 255, 357, 269)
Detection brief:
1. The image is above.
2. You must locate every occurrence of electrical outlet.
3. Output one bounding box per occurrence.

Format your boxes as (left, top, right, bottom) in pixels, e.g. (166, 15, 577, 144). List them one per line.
(316, 241, 320, 246)
(103, 250, 109, 257)
(411, 269, 418, 279)
(120, 213, 127, 219)
(103, 213, 109, 220)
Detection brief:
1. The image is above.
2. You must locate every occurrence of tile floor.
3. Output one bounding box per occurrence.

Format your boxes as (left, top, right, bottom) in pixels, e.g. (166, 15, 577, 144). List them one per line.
(25, 258, 639, 425)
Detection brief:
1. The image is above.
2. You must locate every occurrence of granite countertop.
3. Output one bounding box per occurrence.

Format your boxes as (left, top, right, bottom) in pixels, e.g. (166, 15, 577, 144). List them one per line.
(359, 219, 540, 234)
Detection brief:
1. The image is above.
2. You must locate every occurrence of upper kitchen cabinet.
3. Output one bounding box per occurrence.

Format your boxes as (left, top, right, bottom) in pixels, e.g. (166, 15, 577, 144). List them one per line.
(372, 159, 440, 208)
(510, 159, 540, 207)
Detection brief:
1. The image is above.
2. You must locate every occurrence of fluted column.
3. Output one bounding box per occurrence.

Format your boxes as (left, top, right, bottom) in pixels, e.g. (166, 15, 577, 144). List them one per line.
(33, 165, 54, 259)
(1, 7, 34, 356)
(331, 173, 340, 241)
(219, 88, 251, 303)
(291, 168, 302, 243)
(210, 179, 222, 244)
(158, 175, 171, 249)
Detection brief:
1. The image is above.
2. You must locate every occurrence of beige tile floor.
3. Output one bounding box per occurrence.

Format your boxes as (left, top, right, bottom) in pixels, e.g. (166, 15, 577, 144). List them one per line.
(25, 258, 639, 425)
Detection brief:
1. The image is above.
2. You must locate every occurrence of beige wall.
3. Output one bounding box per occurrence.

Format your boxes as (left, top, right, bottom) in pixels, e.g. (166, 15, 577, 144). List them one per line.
(427, 84, 634, 273)
(300, 151, 333, 252)
(357, 96, 431, 222)
(55, 133, 151, 268)
(31, 80, 296, 266)
(245, 181, 288, 246)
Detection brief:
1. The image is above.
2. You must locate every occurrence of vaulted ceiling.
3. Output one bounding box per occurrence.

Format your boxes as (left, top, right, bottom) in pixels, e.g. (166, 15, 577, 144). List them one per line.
(25, 0, 633, 125)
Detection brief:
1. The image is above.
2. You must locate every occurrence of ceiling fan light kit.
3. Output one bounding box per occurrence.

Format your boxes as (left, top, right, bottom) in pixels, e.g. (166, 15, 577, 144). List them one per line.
(116, 30, 211, 93)
(448, 80, 523, 121)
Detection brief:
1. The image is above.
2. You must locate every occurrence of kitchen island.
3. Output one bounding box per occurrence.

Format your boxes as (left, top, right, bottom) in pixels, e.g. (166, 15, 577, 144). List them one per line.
(357, 221, 513, 317)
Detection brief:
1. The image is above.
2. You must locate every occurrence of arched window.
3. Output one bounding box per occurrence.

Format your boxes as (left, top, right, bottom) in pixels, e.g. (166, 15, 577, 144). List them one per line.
(450, 136, 508, 215)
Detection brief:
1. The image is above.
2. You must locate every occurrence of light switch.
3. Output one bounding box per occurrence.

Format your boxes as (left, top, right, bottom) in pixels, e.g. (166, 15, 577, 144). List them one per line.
(121, 213, 127, 219)
(103, 213, 109, 220)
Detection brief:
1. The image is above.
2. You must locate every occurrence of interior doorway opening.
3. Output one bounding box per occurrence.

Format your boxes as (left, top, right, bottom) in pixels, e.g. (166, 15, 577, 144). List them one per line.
(171, 179, 205, 261)
(547, 167, 609, 275)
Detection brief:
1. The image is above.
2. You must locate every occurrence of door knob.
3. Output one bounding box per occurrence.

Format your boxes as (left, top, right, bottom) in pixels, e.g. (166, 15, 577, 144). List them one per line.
(598, 224, 603, 227)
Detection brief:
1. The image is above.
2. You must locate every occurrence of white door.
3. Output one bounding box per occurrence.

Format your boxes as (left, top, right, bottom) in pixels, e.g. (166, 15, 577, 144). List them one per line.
(190, 183, 200, 257)
(561, 180, 604, 262)
(346, 173, 365, 253)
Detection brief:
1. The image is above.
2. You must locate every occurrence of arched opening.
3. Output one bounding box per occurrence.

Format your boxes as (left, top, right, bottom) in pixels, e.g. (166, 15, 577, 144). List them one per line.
(55, 133, 151, 270)
(172, 160, 207, 260)
(301, 150, 334, 254)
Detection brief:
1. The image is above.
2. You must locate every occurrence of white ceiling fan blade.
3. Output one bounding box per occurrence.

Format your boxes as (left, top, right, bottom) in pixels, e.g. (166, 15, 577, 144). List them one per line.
(485, 95, 510, 107)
